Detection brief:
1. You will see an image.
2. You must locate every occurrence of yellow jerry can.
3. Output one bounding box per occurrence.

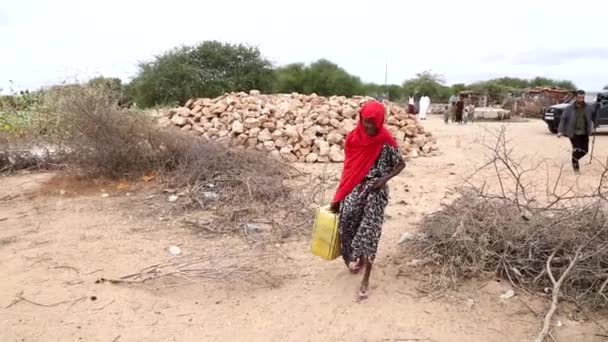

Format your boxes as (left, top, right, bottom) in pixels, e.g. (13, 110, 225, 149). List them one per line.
(311, 205, 341, 260)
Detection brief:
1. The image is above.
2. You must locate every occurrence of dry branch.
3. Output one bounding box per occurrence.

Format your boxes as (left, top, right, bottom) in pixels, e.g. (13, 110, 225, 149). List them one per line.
(96, 245, 281, 289)
(409, 126, 608, 340)
(6, 291, 87, 309)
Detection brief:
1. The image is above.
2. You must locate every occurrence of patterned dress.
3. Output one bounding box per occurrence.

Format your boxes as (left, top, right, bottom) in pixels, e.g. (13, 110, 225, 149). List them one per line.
(338, 144, 404, 265)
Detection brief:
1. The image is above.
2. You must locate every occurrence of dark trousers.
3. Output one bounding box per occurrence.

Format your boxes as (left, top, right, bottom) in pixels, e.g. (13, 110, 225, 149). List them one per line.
(570, 135, 589, 170)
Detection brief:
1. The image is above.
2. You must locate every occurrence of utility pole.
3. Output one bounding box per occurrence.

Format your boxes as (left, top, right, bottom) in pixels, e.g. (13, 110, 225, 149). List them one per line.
(384, 57, 388, 100)
(384, 57, 390, 122)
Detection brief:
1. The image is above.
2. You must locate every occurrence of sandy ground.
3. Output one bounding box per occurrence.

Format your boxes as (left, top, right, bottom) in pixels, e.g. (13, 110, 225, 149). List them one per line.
(2, 116, 608, 342)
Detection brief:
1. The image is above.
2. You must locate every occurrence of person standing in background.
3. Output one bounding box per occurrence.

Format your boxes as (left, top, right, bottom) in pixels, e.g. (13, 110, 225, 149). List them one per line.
(446, 94, 458, 124)
(419, 94, 430, 120)
(454, 95, 465, 125)
(407, 94, 415, 114)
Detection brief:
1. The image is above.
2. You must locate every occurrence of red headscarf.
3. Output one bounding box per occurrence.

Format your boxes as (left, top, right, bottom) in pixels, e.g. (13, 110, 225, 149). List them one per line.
(332, 101, 398, 203)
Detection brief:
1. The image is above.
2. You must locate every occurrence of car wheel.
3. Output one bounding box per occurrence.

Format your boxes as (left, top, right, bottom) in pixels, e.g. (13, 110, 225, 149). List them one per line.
(548, 125, 558, 134)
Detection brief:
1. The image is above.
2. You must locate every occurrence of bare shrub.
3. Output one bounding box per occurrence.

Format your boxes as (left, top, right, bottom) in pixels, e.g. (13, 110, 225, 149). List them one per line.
(158, 133, 288, 205)
(41, 85, 160, 177)
(37, 84, 311, 237)
(410, 127, 608, 339)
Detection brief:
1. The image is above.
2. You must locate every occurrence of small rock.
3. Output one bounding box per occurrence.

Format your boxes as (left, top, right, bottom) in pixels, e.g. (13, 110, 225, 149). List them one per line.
(556, 320, 563, 327)
(202, 192, 219, 201)
(243, 118, 261, 129)
(397, 232, 415, 244)
(231, 121, 244, 134)
(168, 195, 179, 202)
(407, 259, 424, 267)
(244, 223, 265, 234)
(317, 141, 330, 156)
(499, 289, 515, 300)
(327, 132, 343, 145)
(101, 193, 110, 198)
(171, 115, 187, 126)
(305, 153, 318, 163)
(169, 246, 182, 255)
(328, 147, 344, 162)
(257, 129, 272, 142)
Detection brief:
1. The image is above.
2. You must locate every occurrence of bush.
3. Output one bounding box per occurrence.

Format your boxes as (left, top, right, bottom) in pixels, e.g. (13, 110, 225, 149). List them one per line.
(41, 85, 155, 177)
(41, 84, 295, 207)
(87, 76, 133, 108)
(402, 71, 451, 102)
(274, 59, 364, 97)
(0, 91, 47, 137)
(410, 128, 608, 312)
(130, 41, 275, 107)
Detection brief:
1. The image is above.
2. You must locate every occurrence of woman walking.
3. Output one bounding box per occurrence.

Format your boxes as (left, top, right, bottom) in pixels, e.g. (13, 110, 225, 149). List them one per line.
(330, 101, 405, 301)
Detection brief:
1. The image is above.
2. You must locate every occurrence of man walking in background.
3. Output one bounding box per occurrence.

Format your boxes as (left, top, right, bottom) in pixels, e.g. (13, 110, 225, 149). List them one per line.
(558, 90, 597, 173)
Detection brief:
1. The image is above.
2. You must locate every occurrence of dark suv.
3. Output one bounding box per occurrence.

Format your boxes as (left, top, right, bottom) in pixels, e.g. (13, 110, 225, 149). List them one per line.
(543, 92, 608, 133)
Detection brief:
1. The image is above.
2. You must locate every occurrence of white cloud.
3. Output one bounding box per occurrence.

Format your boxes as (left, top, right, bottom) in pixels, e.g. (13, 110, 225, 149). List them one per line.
(1, 0, 607, 92)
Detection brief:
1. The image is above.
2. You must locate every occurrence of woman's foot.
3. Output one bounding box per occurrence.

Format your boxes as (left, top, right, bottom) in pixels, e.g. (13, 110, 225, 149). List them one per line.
(348, 258, 363, 274)
(357, 285, 369, 302)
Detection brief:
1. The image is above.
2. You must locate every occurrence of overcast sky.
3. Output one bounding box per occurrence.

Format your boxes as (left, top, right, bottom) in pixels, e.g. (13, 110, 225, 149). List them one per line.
(1, 0, 607, 93)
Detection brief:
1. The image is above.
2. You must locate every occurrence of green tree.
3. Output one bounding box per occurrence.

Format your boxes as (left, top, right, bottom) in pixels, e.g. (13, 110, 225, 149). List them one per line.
(472, 76, 576, 91)
(274, 59, 363, 97)
(362, 82, 382, 98)
(553, 80, 576, 90)
(130, 41, 274, 107)
(402, 70, 450, 102)
(361, 83, 404, 101)
(386, 84, 404, 101)
(274, 63, 306, 94)
(491, 77, 531, 89)
(450, 83, 467, 95)
(467, 80, 518, 102)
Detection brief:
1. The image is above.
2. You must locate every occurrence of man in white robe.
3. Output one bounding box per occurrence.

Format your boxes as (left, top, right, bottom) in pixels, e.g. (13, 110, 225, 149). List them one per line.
(419, 95, 430, 120)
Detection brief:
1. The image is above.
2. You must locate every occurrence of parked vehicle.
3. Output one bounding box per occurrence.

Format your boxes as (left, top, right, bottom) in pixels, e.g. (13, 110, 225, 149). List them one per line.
(543, 92, 608, 134)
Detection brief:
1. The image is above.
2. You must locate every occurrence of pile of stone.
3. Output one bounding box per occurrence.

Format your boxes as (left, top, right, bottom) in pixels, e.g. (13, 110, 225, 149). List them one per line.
(161, 91, 438, 163)
(428, 103, 447, 115)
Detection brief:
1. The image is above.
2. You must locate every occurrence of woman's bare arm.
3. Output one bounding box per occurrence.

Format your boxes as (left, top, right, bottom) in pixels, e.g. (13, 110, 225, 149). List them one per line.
(371, 159, 405, 190)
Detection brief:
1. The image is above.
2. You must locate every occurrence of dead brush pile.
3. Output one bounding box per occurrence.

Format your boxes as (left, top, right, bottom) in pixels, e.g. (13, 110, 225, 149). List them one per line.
(34, 85, 313, 238)
(417, 190, 608, 307)
(410, 127, 608, 340)
(0, 85, 314, 289)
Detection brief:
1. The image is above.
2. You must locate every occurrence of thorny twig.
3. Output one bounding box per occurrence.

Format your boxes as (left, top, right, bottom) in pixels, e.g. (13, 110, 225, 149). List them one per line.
(5, 291, 87, 309)
(411, 126, 608, 340)
(96, 245, 281, 288)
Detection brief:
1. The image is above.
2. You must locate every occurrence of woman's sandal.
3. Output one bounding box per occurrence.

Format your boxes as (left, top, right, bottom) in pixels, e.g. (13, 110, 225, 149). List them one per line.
(357, 286, 369, 302)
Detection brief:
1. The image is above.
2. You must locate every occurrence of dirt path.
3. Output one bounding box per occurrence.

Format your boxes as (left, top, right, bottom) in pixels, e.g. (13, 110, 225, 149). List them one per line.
(2, 116, 608, 341)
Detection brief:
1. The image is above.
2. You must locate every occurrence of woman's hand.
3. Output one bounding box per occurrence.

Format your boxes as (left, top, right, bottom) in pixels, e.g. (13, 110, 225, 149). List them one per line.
(329, 201, 340, 214)
(371, 176, 389, 191)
